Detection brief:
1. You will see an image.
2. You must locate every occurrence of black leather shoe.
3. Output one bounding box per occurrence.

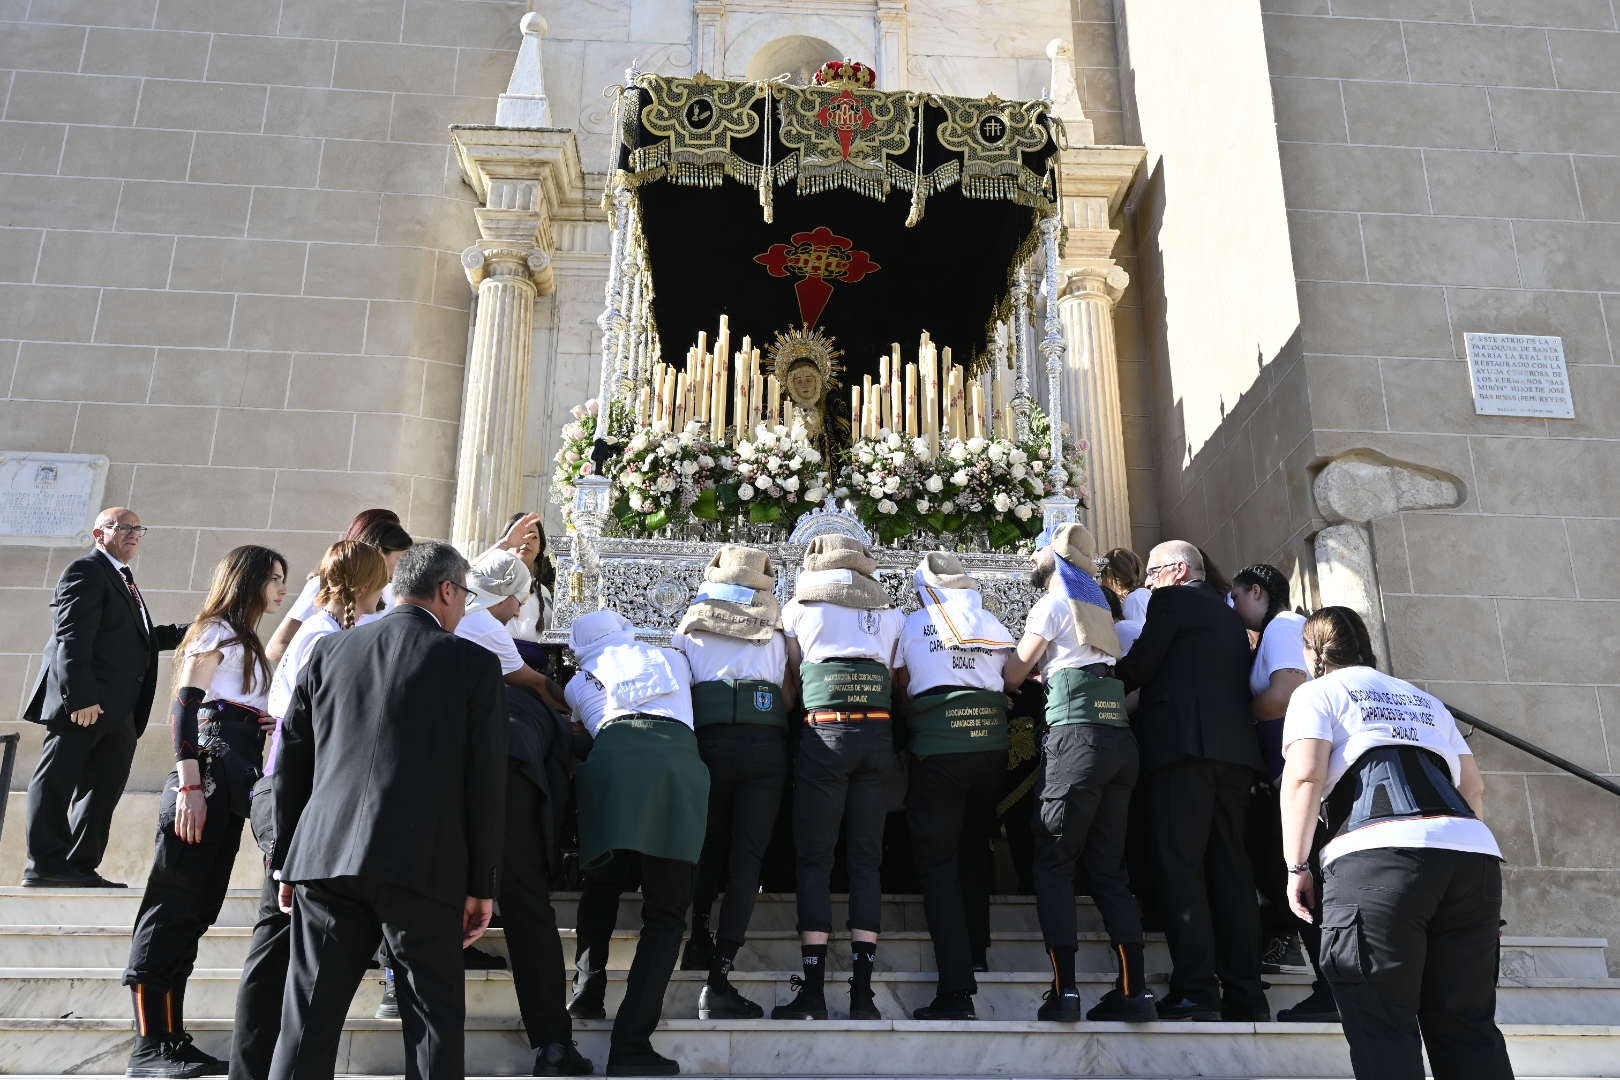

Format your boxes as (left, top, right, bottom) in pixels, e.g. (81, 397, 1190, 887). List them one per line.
(698, 981, 763, 1019)
(1086, 988, 1158, 1022)
(1156, 996, 1220, 1021)
(22, 869, 103, 888)
(912, 991, 975, 1021)
(166, 1034, 226, 1076)
(1277, 987, 1340, 1023)
(127, 1036, 205, 1078)
(463, 944, 507, 970)
(1036, 988, 1082, 1022)
(566, 976, 607, 1020)
(606, 1042, 679, 1076)
(534, 1041, 593, 1076)
(1222, 999, 1272, 1022)
(679, 927, 715, 971)
(847, 977, 881, 1020)
(769, 975, 827, 1020)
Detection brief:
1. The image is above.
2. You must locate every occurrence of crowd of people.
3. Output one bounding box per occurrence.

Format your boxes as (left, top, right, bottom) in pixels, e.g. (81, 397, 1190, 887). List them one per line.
(19, 506, 1514, 1080)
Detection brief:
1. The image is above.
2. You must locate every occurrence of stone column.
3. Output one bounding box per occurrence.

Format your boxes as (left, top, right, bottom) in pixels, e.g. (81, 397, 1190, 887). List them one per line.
(695, 0, 725, 75)
(875, 0, 909, 90)
(1057, 263, 1132, 552)
(449, 126, 585, 551)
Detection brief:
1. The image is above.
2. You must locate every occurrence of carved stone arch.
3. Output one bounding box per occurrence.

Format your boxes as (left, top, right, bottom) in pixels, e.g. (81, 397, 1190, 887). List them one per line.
(744, 34, 846, 84)
(722, 14, 871, 81)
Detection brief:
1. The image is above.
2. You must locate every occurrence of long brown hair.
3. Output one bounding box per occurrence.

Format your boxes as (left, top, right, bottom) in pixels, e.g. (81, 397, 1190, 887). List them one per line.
(342, 508, 399, 542)
(1098, 547, 1144, 599)
(1303, 606, 1379, 677)
(177, 545, 287, 695)
(314, 541, 390, 628)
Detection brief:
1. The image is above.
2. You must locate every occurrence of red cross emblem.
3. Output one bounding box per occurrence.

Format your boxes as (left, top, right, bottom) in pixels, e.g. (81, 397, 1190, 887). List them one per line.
(816, 89, 876, 161)
(754, 226, 881, 327)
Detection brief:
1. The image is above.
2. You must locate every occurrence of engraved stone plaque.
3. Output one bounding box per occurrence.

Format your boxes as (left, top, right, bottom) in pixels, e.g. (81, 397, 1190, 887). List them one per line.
(0, 452, 109, 546)
(1464, 333, 1574, 419)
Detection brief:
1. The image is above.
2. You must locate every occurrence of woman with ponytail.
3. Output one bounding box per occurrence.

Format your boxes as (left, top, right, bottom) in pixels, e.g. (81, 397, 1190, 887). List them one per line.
(124, 545, 288, 1077)
(264, 509, 411, 665)
(1281, 606, 1510, 1080)
(227, 540, 390, 1080)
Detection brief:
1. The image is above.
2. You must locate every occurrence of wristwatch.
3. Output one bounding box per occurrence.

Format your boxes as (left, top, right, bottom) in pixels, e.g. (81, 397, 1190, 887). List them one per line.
(1285, 861, 1311, 875)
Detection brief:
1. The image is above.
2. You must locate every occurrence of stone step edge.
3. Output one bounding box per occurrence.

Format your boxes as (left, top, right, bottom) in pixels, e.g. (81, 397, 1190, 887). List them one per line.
(5, 1017, 1619, 1036)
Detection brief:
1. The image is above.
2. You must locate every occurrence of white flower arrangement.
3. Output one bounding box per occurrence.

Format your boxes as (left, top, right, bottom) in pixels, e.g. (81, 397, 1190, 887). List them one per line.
(838, 429, 936, 543)
(611, 420, 729, 532)
(919, 433, 1048, 549)
(729, 422, 829, 529)
(550, 398, 602, 524)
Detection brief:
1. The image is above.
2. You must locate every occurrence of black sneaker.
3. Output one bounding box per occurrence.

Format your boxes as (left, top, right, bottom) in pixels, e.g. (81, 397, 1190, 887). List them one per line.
(698, 981, 763, 1019)
(567, 975, 607, 1020)
(534, 1040, 594, 1076)
(847, 977, 881, 1020)
(126, 1036, 206, 1078)
(679, 927, 715, 971)
(1261, 934, 1306, 973)
(912, 991, 975, 1021)
(1086, 988, 1158, 1022)
(463, 944, 508, 970)
(1037, 988, 1082, 1022)
(605, 1042, 679, 1076)
(166, 1034, 227, 1076)
(769, 975, 827, 1020)
(1221, 996, 1272, 1022)
(375, 972, 400, 1020)
(1277, 987, 1340, 1023)
(1156, 996, 1220, 1021)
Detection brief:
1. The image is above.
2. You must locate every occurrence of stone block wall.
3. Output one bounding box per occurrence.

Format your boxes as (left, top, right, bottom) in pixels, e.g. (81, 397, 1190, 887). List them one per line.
(1263, 0, 1620, 957)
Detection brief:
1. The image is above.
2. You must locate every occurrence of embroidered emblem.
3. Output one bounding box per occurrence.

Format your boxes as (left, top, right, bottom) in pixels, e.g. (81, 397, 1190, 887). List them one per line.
(754, 688, 775, 712)
(859, 610, 879, 635)
(754, 226, 881, 327)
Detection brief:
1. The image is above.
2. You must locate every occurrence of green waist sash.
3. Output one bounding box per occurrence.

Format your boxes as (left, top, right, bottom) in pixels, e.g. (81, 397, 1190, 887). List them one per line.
(1045, 667, 1129, 728)
(576, 717, 710, 870)
(909, 687, 1009, 758)
(800, 658, 891, 711)
(692, 679, 788, 728)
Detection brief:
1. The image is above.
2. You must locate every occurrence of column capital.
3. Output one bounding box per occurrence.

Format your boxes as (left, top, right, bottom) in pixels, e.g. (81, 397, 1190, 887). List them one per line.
(461, 240, 549, 289)
(451, 126, 585, 297)
(1060, 262, 1130, 306)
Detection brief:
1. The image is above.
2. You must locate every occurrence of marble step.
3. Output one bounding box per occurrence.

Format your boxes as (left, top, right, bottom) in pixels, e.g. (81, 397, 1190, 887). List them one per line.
(0, 925, 1172, 973)
(5, 965, 1619, 1027)
(1, 720, 180, 795)
(4, 1017, 1619, 1077)
(0, 886, 1110, 934)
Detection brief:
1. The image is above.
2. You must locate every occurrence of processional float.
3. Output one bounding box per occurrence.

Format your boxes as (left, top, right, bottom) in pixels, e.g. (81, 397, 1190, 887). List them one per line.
(547, 59, 1089, 642)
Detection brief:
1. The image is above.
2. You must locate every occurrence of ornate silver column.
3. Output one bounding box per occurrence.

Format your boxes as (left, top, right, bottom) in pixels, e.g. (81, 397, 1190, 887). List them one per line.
(1038, 213, 1078, 534)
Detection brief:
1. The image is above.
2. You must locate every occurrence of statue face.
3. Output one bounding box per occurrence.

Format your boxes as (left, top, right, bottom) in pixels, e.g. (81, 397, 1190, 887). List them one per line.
(786, 364, 822, 406)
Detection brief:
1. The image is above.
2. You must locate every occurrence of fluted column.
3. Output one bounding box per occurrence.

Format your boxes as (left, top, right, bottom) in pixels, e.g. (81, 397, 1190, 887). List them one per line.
(1058, 263, 1132, 552)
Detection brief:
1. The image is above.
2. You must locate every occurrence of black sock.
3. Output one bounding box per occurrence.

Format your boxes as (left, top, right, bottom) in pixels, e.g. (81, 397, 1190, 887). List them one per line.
(1048, 946, 1077, 992)
(708, 938, 740, 989)
(851, 941, 877, 991)
(1116, 942, 1145, 996)
(799, 944, 828, 992)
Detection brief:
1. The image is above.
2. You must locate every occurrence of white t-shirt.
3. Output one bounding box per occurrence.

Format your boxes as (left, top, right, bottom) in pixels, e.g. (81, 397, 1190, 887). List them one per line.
(288, 575, 395, 623)
(1283, 666, 1501, 865)
(672, 629, 788, 685)
(508, 590, 551, 643)
(1250, 611, 1308, 698)
(1115, 618, 1143, 655)
(899, 608, 1008, 694)
(186, 618, 270, 710)
(564, 647, 695, 736)
(1123, 587, 1151, 624)
(1022, 593, 1114, 675)
(456, 608, 524, 676)
(780, 600, 906, 667)
(268, 609, 341, 720)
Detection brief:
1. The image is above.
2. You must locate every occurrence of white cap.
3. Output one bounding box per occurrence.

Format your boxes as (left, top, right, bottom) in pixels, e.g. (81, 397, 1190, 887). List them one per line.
(465, 548, 532, 614)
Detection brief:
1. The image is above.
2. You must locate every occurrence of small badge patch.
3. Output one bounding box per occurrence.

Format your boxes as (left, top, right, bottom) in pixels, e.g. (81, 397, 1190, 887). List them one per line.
(754, 688, 775, 712)
(859, 610, 879, 634)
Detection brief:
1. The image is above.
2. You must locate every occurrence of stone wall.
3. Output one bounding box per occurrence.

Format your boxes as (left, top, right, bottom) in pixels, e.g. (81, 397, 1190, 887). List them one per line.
(1263, 0, 1620, 957)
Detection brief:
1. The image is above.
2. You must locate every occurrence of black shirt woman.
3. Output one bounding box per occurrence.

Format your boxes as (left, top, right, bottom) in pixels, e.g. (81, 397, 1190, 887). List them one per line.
(124, 545, 288, 1077)
(1280, 606, 1512, 1080)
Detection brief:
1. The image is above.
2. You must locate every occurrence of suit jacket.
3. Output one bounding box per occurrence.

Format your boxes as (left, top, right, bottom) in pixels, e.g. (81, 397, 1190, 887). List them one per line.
(1116, 580, 1263, 774)
(504, 686, 573, 874)
(273, 604, 508, 904)
(23, 550, 186, 737)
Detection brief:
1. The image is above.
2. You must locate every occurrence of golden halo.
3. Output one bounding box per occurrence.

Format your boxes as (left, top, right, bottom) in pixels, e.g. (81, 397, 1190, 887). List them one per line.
(765, 325, 844, 385)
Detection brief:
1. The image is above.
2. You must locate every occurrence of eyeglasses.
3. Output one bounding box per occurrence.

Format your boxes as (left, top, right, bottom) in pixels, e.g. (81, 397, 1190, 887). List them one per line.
(1144, 561, 1183, 578)
(443, 580, 474, 599)
(99, 523, 148, 536)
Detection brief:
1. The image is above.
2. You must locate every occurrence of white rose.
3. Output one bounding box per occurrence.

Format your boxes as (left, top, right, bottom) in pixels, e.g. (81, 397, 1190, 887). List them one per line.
(1014, 504, 1032, 521)
(940, 500, 955, 513)
(680, 459, 699, 475)
(788, 457, 802, 470)
(950, 469, 969, 487)
(621, 470, 641, 488)
(925, 475, 944, 493)
(766, 455, 782, 471)
(949, 442, 968, 462)
(783, 475, 800, 492)
(869, 484, 886, 499)
(628, 434, 649, 452)
(698, 454, 714, 469)
(661, 438, 679, 454)
(857, 447, 875, 464)
(1009, 448, 1027, 465)
(738, 483, 755, 500)
(849, 470, 865, 485)
(657, 474, 677, 492)
(878, 498, 898, 515)
(987, 443, 1007, 464)
(805, 486, 825, 503)
(1030, 478, 1046, 496)
(885, 431, 902, 449)
(1010, 463, 1027, 479)
(628, 491, 645, 511)
(993, 492, 1013, 513)
(883, 475, 901, 494)
(915, 498, 930, 513)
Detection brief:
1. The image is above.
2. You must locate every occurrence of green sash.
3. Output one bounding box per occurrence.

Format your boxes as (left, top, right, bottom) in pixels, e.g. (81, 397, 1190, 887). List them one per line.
(1045, 667, 1129, 728)
(576, 718, 711, 869)
(692, 679, 788, 728)
(800, 658, 892, 711)
(908, 688, 1009, 758)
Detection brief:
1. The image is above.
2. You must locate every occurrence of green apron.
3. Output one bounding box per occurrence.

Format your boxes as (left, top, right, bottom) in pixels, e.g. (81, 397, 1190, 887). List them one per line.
(800, 658, 892, 711)
(576, 717, 711, 870)
(908, 688, 1009, 758)
(1044, 667, 1129, 728)
(692, 679, 789, 728)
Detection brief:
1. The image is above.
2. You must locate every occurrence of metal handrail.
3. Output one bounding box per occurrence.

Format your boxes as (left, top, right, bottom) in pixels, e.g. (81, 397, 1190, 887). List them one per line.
(1449, 704, 1620, 799)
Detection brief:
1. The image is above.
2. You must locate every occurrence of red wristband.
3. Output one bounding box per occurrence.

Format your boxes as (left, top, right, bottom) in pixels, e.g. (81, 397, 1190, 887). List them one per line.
(178, 784, 202, 794)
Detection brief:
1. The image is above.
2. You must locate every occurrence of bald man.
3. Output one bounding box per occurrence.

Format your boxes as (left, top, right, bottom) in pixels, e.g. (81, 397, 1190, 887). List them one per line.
(22, 508, 188, 887)
(1115, 540, 1268, 1022)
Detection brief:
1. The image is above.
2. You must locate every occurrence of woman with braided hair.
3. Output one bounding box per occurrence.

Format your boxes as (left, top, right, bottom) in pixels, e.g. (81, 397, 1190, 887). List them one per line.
(1281, 606, 1511, 1080)
(228, 540, 390, 1080)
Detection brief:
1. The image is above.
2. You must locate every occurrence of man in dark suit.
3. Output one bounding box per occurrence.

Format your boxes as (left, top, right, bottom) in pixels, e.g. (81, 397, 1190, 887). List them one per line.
(1115, 540, 1269, 1022)
(22, 507, 186, 888)
(268, 542, 507, 1080)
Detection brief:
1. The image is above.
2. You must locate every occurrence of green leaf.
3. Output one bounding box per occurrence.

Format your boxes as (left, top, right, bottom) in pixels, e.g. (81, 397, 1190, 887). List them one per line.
(749, 501, 784, 524)
(989, 519, 1023, 550)
(645, 508, 670, 531)
(692, 488, 720, 520)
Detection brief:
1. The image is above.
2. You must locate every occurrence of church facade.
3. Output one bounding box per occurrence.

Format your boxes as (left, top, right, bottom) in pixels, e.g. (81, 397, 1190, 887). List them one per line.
(1, 0, 1617, 956)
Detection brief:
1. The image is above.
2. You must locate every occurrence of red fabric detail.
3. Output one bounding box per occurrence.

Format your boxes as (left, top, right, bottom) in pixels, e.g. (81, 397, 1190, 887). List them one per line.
(752, 226, 882, 326)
